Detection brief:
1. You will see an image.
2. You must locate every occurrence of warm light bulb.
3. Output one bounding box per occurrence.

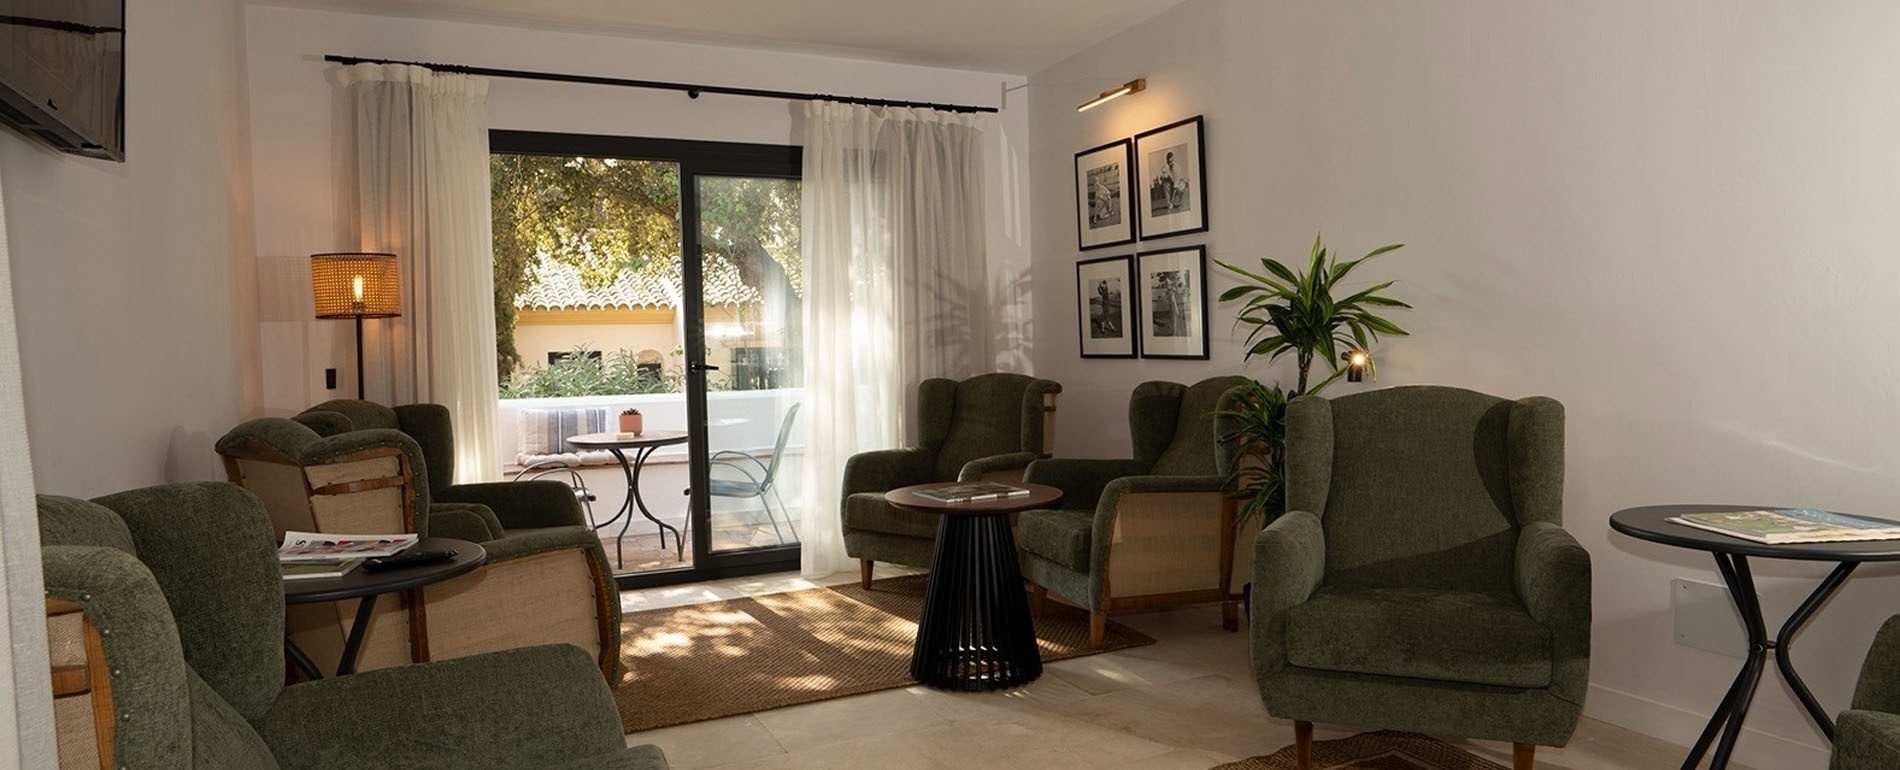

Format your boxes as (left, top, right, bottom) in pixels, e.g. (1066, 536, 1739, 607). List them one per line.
(352, 275, 365, 301)
(1349, 352, 1369, 367)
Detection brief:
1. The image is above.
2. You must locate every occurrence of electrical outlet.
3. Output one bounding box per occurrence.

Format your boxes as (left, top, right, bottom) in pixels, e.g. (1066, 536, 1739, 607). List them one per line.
(325, 368, 337, 390)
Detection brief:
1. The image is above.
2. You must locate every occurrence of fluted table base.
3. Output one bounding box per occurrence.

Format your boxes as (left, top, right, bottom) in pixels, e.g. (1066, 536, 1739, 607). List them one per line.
(910, 513, 1041, 691)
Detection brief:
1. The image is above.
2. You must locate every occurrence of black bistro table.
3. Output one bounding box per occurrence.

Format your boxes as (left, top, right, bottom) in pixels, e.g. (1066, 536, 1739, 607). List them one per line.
(282, 537, 484, 678)
(568, 430, 691, 564)
(885, 482, 1063, 691)
(1611, 505, 1900, 770)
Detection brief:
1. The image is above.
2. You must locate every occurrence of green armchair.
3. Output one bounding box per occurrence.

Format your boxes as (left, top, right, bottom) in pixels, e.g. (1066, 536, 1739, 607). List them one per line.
(1834, 614, 1900, 769)
(37, 482, 666, 769)
(1017, 376, 1249, 646)
(1250, 386, 1588, 770)
(841, 372, 1061, 586)
(217, 416, 621, 679)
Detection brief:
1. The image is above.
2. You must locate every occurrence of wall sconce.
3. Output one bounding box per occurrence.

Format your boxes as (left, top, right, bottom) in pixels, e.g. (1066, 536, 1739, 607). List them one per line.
(1076, 78, 1145, 112)
(311, 252, 402, 398)
(1343, 350, 1371, 383)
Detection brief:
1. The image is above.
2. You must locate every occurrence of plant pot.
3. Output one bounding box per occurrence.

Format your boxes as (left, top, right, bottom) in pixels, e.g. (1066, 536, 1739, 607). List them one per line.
(618, 413, 643, 436)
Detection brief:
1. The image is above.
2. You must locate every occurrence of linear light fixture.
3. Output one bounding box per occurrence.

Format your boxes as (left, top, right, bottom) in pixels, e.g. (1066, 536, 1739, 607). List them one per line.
(1076, 78, 1145, 112)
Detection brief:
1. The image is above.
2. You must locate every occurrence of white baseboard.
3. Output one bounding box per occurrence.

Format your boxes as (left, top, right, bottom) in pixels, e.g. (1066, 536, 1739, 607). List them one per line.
(1584, 682, 1829, 770)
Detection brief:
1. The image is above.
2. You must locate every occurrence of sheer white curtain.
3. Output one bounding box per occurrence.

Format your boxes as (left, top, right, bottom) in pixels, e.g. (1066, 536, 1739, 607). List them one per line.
(338, 64, 501, 482)
(0, 159, 53, 762)
(799, 101, 992, 576)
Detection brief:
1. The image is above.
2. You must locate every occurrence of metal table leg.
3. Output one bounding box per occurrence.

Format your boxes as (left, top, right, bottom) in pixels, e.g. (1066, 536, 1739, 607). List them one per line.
(616, 444, 682, 560)
(285, 637, 323, 680)
(1680, 554, 1857, 769)
(335, 593, 379, 677)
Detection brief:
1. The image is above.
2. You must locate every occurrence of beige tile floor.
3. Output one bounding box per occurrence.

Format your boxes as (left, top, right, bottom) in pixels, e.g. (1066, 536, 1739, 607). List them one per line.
(618, 569, 1739, 770)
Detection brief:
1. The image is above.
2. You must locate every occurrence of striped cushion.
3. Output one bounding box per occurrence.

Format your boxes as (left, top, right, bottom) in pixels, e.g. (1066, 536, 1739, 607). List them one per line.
(519, 408, 610, 453)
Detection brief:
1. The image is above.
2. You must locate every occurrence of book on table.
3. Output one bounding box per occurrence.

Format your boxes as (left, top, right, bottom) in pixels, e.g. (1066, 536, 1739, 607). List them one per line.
(911, 481, 1032, 503)
(1667, 509, 1900, 544)
(278, 531, 418, 562)
(280, 557, 365, 581)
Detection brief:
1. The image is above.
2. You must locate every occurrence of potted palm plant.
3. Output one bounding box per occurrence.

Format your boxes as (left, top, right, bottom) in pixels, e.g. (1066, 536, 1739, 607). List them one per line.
(1215, 234, 1412, 526)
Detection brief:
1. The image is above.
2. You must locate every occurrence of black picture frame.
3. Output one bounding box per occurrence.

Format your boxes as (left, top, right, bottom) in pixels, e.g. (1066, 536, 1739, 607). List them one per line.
(1132, 116, 1209, 241)
(1074, 139, 1136, 250)
(1137, 245, 1209, 360)
(1076, 254, 1137, 359)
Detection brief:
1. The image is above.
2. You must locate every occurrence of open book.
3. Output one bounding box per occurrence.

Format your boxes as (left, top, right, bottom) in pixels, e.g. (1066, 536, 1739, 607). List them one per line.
(278, 531, 418, 562)
(911, 482, 1032, 504)
(1667, 509, 1900, 544)
(280, 558, 365, 581)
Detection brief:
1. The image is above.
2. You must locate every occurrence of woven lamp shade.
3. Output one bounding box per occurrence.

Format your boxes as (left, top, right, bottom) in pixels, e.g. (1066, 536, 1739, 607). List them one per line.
(311, 252, 402, 319)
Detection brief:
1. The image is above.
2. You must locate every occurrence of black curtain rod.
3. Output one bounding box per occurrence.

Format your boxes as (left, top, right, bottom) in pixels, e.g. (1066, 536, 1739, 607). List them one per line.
(324, 55, 1000, 114)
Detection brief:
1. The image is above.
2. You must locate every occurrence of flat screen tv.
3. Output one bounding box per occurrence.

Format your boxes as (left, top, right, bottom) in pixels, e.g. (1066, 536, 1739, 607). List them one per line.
(0, 0, 124, 160)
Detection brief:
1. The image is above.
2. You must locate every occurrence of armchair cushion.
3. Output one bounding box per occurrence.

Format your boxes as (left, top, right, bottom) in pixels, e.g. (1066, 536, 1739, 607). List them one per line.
(1834, 710, 1900, 770)
(843, 493, 939, 538)
(1017, 509, 1092, 571)
(436, 480, 586, 530)
(1285, 587, 1552, 688)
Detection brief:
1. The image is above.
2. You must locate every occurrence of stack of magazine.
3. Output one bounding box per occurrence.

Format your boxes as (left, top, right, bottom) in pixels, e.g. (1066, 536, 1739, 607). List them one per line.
(278, 531, 418, 580)
(1667, 509, 1900, 544)
(912, 482, 1031, 504)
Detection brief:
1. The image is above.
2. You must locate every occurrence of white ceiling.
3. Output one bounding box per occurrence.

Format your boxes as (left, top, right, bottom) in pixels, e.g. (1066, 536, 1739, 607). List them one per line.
(251, 0, 1188, 74)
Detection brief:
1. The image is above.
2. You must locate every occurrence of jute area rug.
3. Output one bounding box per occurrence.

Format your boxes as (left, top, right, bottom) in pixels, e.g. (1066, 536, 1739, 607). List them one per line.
(611, 574, 1153, 734)
(1212, 731, 1510, 770)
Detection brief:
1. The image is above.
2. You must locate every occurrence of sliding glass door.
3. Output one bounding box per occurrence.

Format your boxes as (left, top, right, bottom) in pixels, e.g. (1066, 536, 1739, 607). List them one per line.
(491, 131, 802, 589)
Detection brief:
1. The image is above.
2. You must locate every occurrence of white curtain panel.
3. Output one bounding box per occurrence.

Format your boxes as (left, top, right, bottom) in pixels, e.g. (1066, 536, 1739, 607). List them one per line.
(339, 63, 502, 482)
(0, 160, 54, 762)
(798, 101, 992, 576)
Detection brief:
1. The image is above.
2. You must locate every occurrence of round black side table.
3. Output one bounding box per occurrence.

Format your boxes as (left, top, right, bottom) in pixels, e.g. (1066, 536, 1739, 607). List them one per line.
(282, 537, 485, 678)
(886, 483, 1064, 692)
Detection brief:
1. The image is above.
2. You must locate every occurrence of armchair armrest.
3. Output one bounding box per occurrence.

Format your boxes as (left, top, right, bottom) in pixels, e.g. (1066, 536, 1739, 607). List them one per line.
(437, 480, 585, 530)
(1092, 474, 1229, 550)
(842, 447, 933, 496)
(959, 451, 1039, 482)
(1024, 458, 1147, 512)
(1516, 522, 1592, 703)
(258, 644, 627, 770)
(1853, 614, 1900, 713)
(1250, 510, 1327, 681)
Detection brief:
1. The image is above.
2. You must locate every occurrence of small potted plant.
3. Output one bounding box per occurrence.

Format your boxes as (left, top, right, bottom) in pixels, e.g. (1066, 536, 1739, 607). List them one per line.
(618, 407, 643, 436)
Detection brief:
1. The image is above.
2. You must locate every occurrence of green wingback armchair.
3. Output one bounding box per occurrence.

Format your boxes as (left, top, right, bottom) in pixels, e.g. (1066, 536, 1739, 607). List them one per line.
(1017, 376, 1249, 647)
(37, 482, 666, 769)
(1834, 614, 1900, 769)
(1250, 386, 1588, 770)
(841, 372, 1061, 586)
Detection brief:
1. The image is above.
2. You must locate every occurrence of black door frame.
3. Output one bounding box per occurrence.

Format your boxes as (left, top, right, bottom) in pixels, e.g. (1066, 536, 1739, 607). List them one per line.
(492, 129, 803, 590)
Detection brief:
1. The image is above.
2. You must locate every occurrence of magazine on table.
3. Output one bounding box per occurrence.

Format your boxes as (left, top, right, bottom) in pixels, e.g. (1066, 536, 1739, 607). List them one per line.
(280, 557, 365, 581)
(278, 531, 418, 562)
(1666, 509, 1900, 544)
(911, 482, 1032, 504)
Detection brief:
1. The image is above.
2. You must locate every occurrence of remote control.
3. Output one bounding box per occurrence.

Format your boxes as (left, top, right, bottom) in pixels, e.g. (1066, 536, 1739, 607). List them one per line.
(362, 548, 457, 572)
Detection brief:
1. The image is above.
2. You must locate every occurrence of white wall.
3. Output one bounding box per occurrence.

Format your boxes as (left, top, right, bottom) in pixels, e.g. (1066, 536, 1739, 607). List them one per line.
(0, 0, 257, 496)
(1032, 1, 1900, 767)
(244, 5, 1033, 431)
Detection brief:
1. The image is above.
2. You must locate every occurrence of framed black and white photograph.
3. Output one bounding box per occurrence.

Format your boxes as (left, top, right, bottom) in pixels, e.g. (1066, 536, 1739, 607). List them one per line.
(1075, 139, 1135, 250)
(1137, 245, 1209, 359)
(1133, 116, 1208, 240)
(1076, 254, 1136, 358)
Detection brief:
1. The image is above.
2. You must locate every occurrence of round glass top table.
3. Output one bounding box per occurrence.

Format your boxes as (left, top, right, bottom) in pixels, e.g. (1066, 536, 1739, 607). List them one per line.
(568, 430, 691, 565)
(886, 482, 1064, 691)
(1611, 505, 1900, 770)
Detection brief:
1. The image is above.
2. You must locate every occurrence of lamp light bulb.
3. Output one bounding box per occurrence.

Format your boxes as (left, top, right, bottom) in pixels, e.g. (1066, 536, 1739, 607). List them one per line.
(352, 275, 365, 301)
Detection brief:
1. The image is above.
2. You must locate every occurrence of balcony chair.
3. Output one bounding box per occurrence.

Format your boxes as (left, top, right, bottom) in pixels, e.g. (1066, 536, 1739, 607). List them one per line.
(1017, 376, 1250, 647)
(37, 481, 666, 770)
(702, 402, 801, 545)
(216, 414, 621, 679)
(1251, 385, 1588, 770)
(841, 372, 1061, 587)
(1834, 613, 1900, 769)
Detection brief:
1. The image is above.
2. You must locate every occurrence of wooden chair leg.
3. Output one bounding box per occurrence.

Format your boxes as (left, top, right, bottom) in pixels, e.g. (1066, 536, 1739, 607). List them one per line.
(1088, 611, 1107, 648)
(1028, 583, 1047, 617)
(860, 559, 874, 590)
(1513, 743, 1534, 770)
(1294, 721, 1313, 770)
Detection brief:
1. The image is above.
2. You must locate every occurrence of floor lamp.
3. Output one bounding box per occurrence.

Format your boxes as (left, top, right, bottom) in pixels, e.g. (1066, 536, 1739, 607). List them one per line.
(311, 252, 401, 399)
